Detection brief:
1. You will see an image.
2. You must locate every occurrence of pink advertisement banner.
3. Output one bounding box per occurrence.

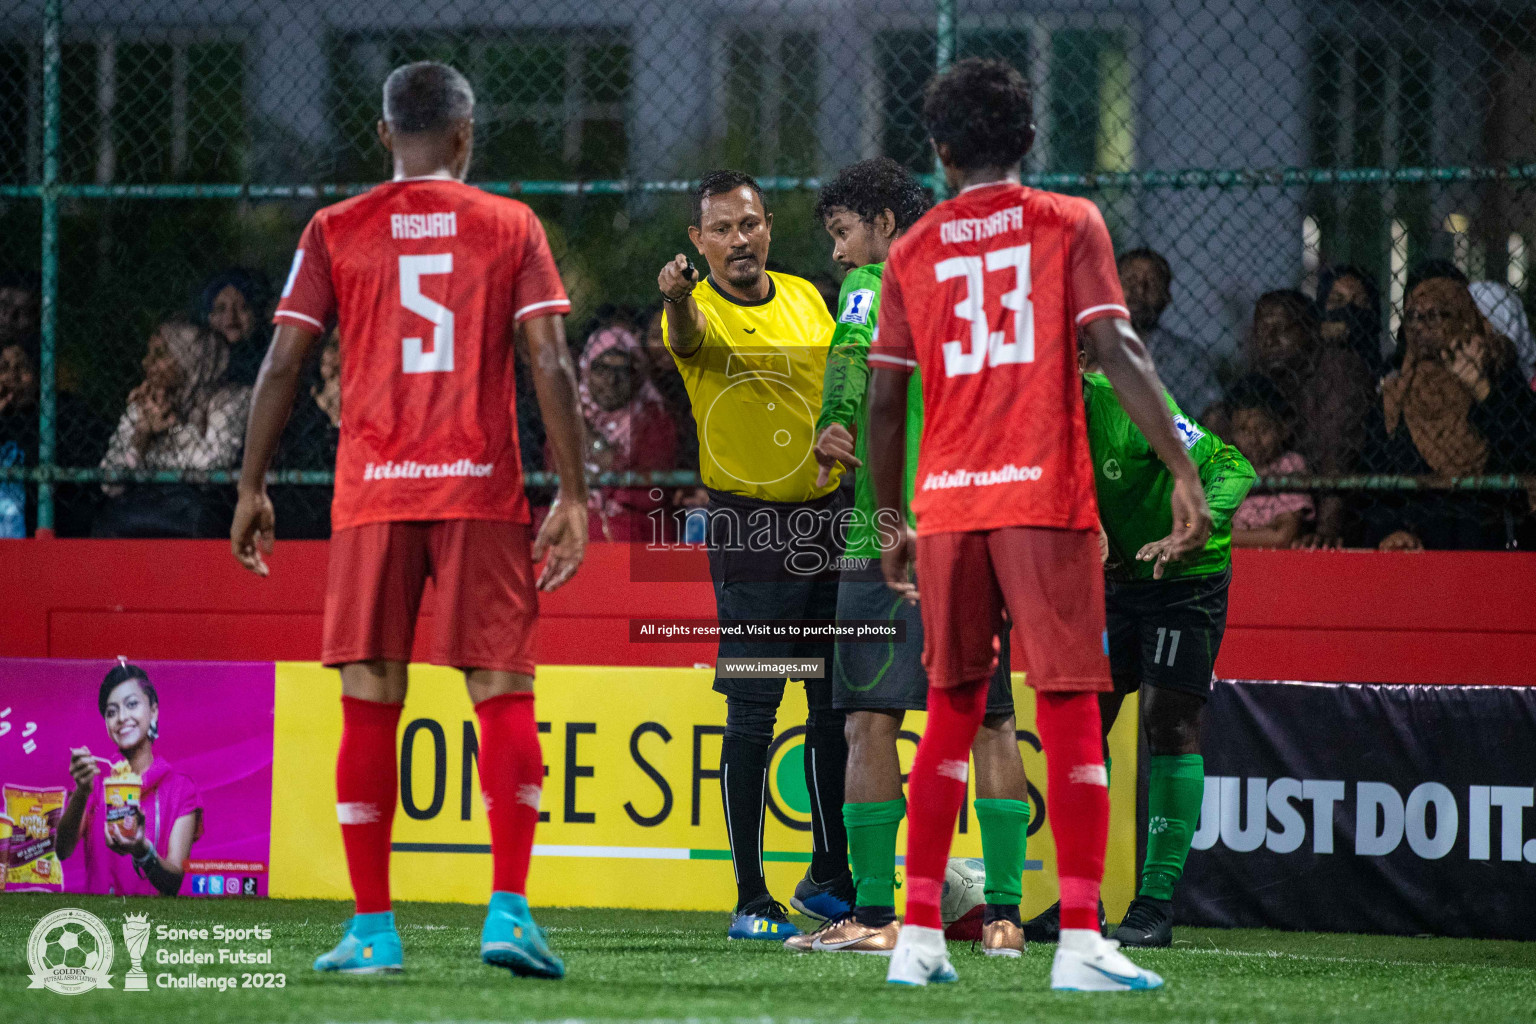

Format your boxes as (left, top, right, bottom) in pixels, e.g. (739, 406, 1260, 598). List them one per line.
(0, 659, 274, 898)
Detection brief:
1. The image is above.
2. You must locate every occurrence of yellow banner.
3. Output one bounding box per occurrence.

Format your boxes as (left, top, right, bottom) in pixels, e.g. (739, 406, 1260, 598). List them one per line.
(270, 663, 1138, 917)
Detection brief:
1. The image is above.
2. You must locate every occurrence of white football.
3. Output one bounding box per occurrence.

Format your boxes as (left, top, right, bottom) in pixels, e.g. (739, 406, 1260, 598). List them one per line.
(940, 856, 986, 925)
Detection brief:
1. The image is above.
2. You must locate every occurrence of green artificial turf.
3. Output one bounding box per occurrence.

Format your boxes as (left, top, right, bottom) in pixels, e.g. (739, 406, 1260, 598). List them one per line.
(3, 894, 1534, 1023)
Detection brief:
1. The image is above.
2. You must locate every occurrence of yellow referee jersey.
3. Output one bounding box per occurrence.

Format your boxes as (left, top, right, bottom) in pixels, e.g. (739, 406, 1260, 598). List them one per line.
(664, 271, 840, 503)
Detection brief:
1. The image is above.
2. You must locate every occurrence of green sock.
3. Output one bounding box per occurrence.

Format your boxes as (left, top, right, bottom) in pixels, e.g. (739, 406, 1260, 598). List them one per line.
(843, 798, 906, 908)
(1140, 754, 1205, 900)
(974, 798, 1030, 906)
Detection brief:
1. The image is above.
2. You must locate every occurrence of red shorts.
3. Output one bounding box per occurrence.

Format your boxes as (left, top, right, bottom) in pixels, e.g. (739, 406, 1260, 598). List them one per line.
(916, 527, 1110, 693)
(322, 519, 538, 675)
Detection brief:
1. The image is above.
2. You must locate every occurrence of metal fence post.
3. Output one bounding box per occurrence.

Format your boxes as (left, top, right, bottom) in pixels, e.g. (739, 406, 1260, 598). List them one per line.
(37, 0, 61, 535)
(932, 0, 956, 193)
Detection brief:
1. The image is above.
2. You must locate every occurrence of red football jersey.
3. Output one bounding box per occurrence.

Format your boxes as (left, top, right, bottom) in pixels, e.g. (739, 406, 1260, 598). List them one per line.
(274, 177, 569, 530)
(870, 182, 1128, 536)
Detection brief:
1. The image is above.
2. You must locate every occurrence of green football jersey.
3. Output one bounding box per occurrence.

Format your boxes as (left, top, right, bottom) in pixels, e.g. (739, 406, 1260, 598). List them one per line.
(815, 263, 923, 560)
(1082, 371, 1255, 582)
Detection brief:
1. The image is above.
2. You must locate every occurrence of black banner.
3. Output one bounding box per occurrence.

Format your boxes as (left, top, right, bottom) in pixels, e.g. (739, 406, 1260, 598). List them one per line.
(1181, 680, 1536, 940)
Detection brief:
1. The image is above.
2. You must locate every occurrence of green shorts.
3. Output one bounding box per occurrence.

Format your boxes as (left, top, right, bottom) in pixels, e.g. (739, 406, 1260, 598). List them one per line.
(831, 562, 1014, 715)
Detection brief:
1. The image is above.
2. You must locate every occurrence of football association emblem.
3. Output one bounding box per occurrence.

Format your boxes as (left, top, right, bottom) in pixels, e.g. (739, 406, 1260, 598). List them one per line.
(26, 908, 115, 995)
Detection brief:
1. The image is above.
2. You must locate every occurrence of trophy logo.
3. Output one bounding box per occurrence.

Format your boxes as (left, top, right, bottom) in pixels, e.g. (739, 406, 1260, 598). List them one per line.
(121, 913, 151, 992)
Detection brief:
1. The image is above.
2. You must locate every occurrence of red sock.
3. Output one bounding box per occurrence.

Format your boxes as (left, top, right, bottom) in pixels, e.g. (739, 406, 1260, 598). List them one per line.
(336, 696, 403, 915)
(1037, 691, 1109, 932)
(475, 692, 545, 896)
(903, 679, 988, 929)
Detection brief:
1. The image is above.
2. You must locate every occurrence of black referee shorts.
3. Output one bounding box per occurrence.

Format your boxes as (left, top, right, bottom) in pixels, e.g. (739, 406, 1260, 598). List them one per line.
(1106, 566, 1230, 699)
(705, 486, 846, 701)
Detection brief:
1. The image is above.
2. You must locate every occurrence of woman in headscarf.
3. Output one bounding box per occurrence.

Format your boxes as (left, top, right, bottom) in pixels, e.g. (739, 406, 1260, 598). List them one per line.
(195, 268, 271, 386)
(572, 323, 677, 541)
(1361, 276, 1536, 549)
(1317, 264, 1389, 378)
(93, 318, 252, 537)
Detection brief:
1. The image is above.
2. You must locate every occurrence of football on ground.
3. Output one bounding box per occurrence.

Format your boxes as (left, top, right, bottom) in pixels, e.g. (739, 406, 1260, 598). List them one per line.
(940, 856, 986, 940)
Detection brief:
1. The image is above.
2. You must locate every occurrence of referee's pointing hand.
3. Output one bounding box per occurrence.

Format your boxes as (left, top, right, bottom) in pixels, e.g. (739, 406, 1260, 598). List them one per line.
(658, 254, 696, 302)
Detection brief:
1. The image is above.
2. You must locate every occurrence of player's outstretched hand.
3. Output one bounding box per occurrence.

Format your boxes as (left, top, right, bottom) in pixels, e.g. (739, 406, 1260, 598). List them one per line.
(230, 487, 276, 577)
(1137, 474, 1212, 579)
(534, 497, 588, 592)
(657, 254, 697, 302)
(813, 423, 861, 488)
(880, 525, 920, 604)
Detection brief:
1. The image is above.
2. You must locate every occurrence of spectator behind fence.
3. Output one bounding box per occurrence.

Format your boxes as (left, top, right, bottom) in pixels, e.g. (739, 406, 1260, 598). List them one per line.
(93, 318, 252, 538)
(0, 335, 39, 536)
(1362, 276, 1536, 550)
(573, 323, 677, 541)
(1469, 280, 1536, 385)
(1219, 289, 1373, 545)
(0, 270, 41, 354)
(1118, 247, 1222, 419)
(0, 332, 109, 537)
(196, 268, 272, 387)
(1318, 264, 1388, 378)
(1390, 260, 1468, 373)
(1227, 374, 1313, 549)
(268, 332, 341, 539)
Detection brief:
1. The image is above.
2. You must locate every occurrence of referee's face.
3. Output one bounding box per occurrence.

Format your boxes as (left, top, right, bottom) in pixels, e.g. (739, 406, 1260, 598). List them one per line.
(690, 187, 772, 291)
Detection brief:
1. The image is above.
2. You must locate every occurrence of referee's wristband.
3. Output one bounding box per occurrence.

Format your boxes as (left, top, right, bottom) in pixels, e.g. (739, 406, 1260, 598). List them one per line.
(662, 290, 693, 304)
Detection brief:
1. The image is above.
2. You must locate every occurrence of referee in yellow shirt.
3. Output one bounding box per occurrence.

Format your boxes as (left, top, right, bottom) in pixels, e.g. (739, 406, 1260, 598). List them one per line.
(658, 170, 852, 940)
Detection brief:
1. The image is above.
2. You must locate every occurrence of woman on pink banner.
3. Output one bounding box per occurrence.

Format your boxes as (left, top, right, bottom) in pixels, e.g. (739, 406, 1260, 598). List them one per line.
(56, 660, 203, 895)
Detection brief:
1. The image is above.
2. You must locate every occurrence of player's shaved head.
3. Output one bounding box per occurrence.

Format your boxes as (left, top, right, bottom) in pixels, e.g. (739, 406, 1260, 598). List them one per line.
(923, 58, 1035, 172)
(382, 61, 474, 135)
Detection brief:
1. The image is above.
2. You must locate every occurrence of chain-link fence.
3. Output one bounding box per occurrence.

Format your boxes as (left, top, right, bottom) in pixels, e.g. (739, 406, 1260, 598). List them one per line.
(0, 0, 1532, 548)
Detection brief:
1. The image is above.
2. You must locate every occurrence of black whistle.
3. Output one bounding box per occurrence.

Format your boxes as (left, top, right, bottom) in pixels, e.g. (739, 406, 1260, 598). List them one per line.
(682, 258, 698, 282)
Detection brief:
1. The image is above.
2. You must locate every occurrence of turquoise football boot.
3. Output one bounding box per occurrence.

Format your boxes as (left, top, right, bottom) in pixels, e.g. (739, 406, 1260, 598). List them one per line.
(313, 911, 403, 974)
(480, 892, 565, 979)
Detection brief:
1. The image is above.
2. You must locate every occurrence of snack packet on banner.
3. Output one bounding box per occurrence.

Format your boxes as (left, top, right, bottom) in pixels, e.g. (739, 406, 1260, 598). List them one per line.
(2, 785, 66, 892)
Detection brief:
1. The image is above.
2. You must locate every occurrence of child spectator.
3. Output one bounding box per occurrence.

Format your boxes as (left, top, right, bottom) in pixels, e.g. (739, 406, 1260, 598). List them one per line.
(1229, 374, 1313, 548)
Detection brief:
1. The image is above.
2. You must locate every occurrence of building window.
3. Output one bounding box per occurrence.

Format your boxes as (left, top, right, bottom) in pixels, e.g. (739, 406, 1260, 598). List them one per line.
(50, 31, 247, 184)
(716, 29, 819, 176)
(327, 30, 631, 183)
(875, 21, 1134, 176)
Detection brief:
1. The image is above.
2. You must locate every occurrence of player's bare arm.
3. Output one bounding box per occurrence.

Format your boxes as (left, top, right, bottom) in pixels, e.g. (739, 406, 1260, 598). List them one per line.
(1082, 316, 1213, 577)
(658, 254, 705, 356)
(525, 312, 589, 592)
(232, 322, 323, 576)
(868, 364, 916, 602)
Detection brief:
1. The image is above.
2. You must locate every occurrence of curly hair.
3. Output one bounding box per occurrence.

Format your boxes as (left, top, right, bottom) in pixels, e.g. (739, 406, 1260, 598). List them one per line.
(692, 169, 765, 227)
(813, 157, 931, 231)
(922, 58, 1035, 172)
